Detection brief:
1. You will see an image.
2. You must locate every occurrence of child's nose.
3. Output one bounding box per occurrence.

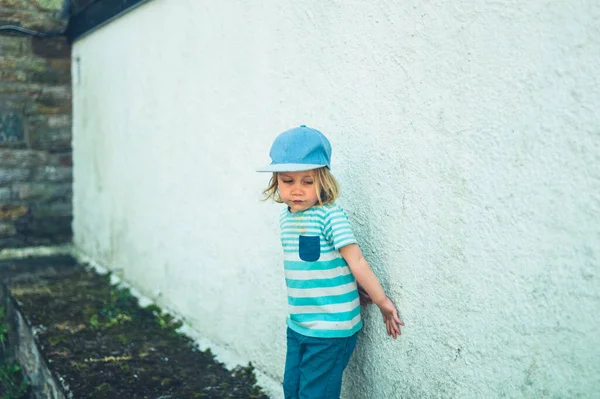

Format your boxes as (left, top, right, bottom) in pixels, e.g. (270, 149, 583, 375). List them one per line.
(292, 184, 303, 194)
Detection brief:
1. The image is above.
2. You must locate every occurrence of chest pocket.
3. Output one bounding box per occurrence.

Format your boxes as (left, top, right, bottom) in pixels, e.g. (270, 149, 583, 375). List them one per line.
(299, 235, 320, 262)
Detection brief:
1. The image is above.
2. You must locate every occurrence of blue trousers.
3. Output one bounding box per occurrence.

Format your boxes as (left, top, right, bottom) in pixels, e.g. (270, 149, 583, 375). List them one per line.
(283, 327, 358, 399)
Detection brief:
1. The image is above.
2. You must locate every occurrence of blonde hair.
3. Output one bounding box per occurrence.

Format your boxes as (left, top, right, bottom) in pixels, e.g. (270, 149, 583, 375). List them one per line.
(262, 167, 340, 206)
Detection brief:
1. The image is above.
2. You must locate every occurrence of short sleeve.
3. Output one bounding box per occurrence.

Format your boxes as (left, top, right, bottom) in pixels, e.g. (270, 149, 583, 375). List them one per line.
(323, 205, 357, 250)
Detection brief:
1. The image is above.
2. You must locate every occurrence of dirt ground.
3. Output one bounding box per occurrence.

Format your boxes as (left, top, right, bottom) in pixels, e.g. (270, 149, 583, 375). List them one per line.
(1, 256, 268, 399)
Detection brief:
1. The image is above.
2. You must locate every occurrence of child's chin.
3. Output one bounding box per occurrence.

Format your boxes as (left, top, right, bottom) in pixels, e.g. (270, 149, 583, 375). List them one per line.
(289, 204, 308, 212)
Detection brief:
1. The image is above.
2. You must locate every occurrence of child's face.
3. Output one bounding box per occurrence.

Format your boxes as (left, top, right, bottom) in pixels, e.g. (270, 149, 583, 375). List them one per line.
(277, 170, 319, 213)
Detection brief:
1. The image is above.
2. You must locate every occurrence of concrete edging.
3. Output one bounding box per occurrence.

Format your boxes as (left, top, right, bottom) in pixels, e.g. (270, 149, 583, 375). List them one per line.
(1, 283, 67, 399)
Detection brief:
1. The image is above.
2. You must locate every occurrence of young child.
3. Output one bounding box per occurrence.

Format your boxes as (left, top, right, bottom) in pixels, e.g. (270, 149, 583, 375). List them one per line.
(257, 125, 404, 399)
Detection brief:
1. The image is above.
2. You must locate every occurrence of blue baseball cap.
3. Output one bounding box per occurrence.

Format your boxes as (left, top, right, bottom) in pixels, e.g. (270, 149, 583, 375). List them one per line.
(256, 125, 332, 172)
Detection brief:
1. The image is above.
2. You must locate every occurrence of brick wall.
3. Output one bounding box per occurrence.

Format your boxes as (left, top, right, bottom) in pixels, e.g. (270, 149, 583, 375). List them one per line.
(0, 0, 72, 249)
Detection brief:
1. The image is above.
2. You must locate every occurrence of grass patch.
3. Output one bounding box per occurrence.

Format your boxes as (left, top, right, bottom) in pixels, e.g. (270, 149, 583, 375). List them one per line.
(0, 307, 29, 399)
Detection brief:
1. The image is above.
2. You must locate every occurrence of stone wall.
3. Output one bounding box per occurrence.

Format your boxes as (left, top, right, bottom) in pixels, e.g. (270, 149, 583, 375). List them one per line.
(0, 0, 71, 249)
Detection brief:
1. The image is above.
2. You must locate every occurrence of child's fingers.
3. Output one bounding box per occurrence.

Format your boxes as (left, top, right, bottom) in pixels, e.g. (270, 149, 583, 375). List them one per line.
(393, 320, 401, 336)
(386, 320, 392, 338)
(393, 311, 404, 326)
(387, 320, 397, 339)
(382, 308, 404, 338)
(385, 318, 395, 338)
(359, 292, 373, 307)
(385, 314, 402, 338)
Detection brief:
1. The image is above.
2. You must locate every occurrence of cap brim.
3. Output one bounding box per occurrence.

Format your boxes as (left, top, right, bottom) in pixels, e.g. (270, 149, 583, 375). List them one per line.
(256, 163, 327, 172)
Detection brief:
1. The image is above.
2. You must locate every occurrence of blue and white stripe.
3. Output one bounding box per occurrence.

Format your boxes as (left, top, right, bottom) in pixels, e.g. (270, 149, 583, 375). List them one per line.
(280, 203, 362, 338)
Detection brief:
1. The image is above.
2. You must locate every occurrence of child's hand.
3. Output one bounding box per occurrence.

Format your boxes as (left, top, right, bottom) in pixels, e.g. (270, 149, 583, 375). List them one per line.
(357, 284, 373, 306)
(377, 297, 404, 339)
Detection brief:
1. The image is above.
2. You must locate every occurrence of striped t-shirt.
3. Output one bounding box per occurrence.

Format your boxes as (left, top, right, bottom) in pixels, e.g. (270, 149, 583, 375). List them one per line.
(280, 202, 362, 338)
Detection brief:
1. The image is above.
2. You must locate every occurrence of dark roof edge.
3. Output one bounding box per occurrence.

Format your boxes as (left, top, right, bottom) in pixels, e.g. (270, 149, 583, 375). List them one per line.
(68, 0, 153, 42)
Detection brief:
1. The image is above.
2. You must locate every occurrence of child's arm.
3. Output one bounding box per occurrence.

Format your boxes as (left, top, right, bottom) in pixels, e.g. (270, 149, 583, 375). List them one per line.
(339, 243, 404, 339)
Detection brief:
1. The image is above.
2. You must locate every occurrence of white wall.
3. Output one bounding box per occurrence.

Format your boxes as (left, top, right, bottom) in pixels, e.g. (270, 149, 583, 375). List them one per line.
(72, 1, 600, 397)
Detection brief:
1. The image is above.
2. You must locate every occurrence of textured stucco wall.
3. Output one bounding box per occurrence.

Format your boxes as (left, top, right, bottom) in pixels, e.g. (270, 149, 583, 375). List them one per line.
(72, 1, 600, 398)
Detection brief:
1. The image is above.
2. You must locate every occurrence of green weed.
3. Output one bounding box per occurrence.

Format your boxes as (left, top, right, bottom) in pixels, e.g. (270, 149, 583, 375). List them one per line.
(0, 307, 29, 399)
